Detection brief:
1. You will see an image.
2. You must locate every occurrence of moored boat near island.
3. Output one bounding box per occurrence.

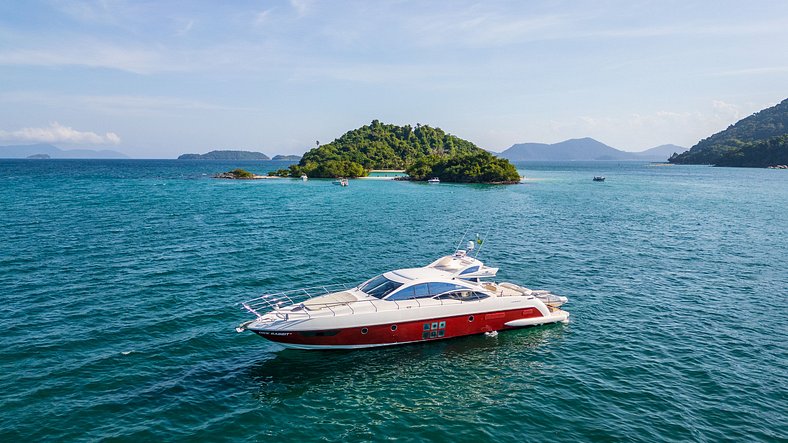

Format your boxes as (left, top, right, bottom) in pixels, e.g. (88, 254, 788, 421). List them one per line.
(236, 241, 568, 350)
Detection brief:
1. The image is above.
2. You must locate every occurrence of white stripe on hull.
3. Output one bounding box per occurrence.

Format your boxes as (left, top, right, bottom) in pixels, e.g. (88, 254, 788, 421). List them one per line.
(276, 339, 423, 350)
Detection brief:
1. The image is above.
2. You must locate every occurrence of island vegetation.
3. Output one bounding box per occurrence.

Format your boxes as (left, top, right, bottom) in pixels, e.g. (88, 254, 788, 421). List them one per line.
(712, 135, 788, 168)
(280, 120, 520, 183)
(214, 168, 256, 179)
(406, 150, 520, 183)
(669, 98, 788, 167)
(179, 150, 270, 160)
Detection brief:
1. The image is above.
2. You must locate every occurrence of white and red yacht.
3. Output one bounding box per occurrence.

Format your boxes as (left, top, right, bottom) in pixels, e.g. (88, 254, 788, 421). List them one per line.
(236, 247, 569, 350)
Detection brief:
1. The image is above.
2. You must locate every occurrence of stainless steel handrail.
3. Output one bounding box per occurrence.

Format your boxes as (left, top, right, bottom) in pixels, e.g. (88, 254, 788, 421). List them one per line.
(240, 284, 492, 320)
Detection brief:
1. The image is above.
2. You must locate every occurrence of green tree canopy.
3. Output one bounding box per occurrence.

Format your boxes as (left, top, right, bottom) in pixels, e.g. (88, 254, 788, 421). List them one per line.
(286, 120, 520, 182)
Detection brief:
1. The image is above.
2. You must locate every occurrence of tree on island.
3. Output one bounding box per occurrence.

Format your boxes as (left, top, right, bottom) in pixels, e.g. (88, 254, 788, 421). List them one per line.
(406, 151, 520, 183)
(713, 135, 788, 167)
(282, 120, 520, 183)
(215, 168, 256, 179)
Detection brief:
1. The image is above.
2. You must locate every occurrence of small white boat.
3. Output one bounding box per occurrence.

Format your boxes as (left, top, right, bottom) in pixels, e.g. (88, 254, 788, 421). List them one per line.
(427, 177, 440, 184)
(593, 176, 605, 182)
(236, 237, 569, 350)
(301, 174, 308, 181)
(332, 178, 349, 186)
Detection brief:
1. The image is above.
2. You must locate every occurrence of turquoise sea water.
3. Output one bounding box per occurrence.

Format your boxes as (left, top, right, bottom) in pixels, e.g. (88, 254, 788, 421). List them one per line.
(1, 159, 786, 441)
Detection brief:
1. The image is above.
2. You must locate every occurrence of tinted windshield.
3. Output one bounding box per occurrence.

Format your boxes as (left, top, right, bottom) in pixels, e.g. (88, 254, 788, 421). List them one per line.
(387, 282, 470, 301)
(358, 275, 403, 299)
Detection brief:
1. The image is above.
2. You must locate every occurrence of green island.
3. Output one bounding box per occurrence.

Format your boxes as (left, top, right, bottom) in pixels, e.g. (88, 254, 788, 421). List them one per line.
(669, 98, 788, 167)
(214, 168, 257, 179)
(269, 120, 521, 183)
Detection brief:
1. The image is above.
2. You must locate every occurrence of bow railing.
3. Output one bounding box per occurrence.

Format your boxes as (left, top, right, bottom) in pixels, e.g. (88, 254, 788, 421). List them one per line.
(241, 283, 354, 318)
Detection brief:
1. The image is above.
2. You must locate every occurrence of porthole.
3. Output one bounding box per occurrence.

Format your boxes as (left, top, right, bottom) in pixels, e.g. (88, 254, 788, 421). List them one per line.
(361, 328, 369, 334)
(468, 315, 475, 322)
(391, 325, 397, 331)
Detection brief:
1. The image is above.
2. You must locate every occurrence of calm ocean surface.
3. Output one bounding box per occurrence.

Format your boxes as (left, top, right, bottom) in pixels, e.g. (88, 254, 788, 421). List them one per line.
(1, 159, 786, 442)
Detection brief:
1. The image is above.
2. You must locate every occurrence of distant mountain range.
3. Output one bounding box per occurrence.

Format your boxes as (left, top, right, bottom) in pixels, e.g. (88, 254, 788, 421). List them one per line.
(0, 143, 128, 159)
(178, 150, 270, 160)
(178, 150, 302, 161)
(669, 98, 788, 167)
(497, 138, 687, 162)
(271, 154, 302, 161)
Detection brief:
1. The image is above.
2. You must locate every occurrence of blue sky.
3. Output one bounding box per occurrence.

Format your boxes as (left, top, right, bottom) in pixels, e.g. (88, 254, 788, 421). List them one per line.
(0, 0, 786, 158)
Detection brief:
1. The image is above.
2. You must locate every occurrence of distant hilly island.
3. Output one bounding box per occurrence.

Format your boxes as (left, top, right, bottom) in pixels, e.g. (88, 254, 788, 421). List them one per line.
(0, 143, 128, 159)
(497, 138, 687, 162)
(669, 98, 787, 167)
(177, 150, 301, 161)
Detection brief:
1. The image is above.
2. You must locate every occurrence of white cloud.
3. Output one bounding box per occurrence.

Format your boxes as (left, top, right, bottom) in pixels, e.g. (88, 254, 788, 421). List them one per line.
(0, 92, 260, 117)
(253, 9, 272, 26)
(0, 43, 176, 75)
(176, 18, 195, 36)
(289, 0, 311, 16)
(0, 122, 120, 145)
(711, 100, 742, 120)
(486, 100, 764, 151)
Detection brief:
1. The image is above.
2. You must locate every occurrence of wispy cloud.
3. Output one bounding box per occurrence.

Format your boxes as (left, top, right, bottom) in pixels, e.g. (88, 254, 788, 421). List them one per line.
(403, 9, 577, 48)
(0, 42, 177, 74)
(0, 122, 120, 145)
(253, 9, 272, 26)
(51, 0, 119, 24)
(289, 0, 311, 17)
(175, 18, 194, 36)
(531, 100, 756, 150)
(712, 66, 788, 77)
(0, 92, 258, 115)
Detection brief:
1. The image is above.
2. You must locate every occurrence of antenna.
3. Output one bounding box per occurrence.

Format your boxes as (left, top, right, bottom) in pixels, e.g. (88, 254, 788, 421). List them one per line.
(454, 225, 472, 253)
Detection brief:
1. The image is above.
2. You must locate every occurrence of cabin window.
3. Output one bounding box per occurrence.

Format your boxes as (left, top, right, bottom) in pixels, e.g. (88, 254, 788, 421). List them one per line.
(359, 275, 403, 299)
(435, 291, 489, 301)
(392, 286, 414, 299)
(387, 282, 469, 301)
(387, 283, 431, 301)
(427, 282, 467, 296)
(459, 266, 480, 275)
(413, 284, 431, 298)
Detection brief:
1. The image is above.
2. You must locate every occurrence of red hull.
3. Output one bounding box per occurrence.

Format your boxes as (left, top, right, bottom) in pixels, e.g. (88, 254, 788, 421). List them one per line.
(254, 307, 543, 349)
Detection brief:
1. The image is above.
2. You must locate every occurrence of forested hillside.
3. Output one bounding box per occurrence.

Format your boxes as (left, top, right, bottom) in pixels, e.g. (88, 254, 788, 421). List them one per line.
(669, 98, 788, 166)
(285, 120, 520, 182)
